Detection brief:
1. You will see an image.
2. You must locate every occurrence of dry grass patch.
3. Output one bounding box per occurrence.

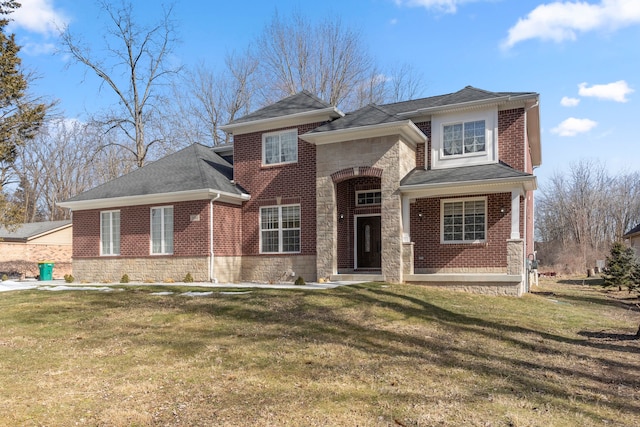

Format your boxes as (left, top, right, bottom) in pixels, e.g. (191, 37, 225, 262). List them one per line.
(0, 280, 638, 426)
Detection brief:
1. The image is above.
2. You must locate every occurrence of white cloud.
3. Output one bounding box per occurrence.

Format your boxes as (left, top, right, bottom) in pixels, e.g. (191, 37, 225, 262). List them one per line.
(21, 41, 56, 56)
(502, 0, 640, 49)
(578, 80, 634, 102)
(8, 0, 69, 37)
(551, 117, 598, 136)
(393, 0, 482, 14)
(560, 96, 580, 107)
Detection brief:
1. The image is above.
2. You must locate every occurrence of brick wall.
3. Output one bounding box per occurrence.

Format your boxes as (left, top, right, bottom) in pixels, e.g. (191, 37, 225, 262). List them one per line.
(414, 121, 431, 169)
(233, 123, 321, 256)
(213, 202, 242, 256)
(411, 193, 511, 271)
(0, 243, 72, 279)
(498, 108, 525, 171)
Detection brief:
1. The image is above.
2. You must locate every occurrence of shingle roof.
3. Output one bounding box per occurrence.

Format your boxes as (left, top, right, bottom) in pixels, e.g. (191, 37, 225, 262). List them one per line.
(624, 223, 640, 237)
(400, 162, 534, 187)
(64, 143, 243, 203)
(226, 90, 333, 125)
(0, 220, 71, 241)
(307, 104, 402, 133)
(381, 86, 537, 115)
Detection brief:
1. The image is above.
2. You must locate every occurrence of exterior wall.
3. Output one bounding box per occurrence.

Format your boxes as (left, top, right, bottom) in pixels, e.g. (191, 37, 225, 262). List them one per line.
(241, 255, 316, 283)
(406, 281, 523, 296)
(414, 121, 431, 169)
(214, 256, 242, 283)
(498, 108, 526, 171)
(213, 202, 243, 256)
(72, 256, 209, 282)
(0, 242, 72, 279)
(233, 123, 320, 258)
(316, 136, 417, 283)
(630, 235, 640, 256)
(411, 193, 511, 273)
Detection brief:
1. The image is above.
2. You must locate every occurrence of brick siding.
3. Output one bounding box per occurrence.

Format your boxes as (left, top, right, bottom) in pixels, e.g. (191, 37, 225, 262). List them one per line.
(498, 108, 526, 171)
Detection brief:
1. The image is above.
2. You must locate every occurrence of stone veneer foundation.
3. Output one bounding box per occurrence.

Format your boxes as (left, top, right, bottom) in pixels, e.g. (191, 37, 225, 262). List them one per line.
(240, 255, 316, 283)
(73, 257, 209, 283)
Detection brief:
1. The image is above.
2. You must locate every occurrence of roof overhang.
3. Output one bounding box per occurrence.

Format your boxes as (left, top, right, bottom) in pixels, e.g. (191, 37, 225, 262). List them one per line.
(400, 175, 537, 198)
(300, 120, 427, 147)
(397, 93, 539, 118)
(526, 100, 542, 167)
(57, 189, 250, 211)
(220, 107, 344, 136)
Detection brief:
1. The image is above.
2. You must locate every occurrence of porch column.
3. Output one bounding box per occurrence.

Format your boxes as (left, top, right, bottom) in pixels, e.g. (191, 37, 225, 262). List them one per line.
(510, 189, 520, 240)
(402, 195, 411, 243)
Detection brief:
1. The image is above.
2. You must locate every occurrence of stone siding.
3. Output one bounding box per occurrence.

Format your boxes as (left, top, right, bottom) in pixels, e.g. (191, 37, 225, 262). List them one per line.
(240, 255, 316, 283)
(72, 257, 209, 283)
(213, 256, 242, 283)
(407, 281, 523, 296)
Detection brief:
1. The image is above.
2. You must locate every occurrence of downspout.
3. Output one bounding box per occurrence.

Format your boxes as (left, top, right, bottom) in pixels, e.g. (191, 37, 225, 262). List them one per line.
(209, 193, 221, 282)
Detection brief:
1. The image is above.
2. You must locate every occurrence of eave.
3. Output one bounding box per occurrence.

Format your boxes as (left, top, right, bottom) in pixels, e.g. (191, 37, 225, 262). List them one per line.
(300, 120, 427, 147)
(400, 175, 537, 198)
(220, 107, 344, 136)
(57, 189, 250, 211)
(396, 93, 538, 118)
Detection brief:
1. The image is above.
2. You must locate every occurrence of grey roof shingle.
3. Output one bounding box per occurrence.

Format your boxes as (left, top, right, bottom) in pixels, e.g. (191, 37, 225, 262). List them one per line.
(624, 223, 640, 237)
(0, 220, 71, 241)
(400, 162, 534, 187)
(226, 90, 333, 125)
(308, 104, 401, 133)
(64, 143, 243, 203)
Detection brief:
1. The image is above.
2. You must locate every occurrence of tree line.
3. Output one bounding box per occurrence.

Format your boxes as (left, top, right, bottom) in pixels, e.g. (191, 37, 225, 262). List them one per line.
(535, 160, 640, 272)
(0, 1, 427, 224)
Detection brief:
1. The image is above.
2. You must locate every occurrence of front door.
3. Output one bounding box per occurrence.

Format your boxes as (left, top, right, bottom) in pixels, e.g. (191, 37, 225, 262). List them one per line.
(356, 216, 381, 269)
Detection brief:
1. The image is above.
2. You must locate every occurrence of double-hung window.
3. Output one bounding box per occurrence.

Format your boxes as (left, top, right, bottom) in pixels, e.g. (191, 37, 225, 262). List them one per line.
(260, 205, 300, 253)
(443, 120, 485, 157)
(441, 198, 486, 243)
(151, 206, 173, 254)
(100, 210, 120, 255)
(263, 130, 298, 165)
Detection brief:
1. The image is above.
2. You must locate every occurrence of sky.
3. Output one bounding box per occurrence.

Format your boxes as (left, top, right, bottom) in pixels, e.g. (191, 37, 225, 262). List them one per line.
(7, 0, 640, 187)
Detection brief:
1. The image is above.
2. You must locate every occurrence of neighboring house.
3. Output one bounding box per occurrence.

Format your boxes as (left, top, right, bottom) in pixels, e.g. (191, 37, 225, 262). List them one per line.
(59, 86, 541, 295)
(624, 223, 640, 255)
(0, 220, 72, 279)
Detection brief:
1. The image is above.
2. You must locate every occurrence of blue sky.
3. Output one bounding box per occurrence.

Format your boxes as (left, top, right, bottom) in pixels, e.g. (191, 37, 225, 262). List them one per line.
(8, 0, 640, 187)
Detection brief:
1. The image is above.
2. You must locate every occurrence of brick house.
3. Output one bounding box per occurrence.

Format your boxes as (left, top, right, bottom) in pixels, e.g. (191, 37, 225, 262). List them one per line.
(59, 86, 541, 295)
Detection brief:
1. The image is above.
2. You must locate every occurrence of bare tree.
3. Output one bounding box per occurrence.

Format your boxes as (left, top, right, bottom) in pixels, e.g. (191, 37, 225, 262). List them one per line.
(536, 160, 640, 272)
(60, 0, 180, 167)
(249, 11, 425, 111)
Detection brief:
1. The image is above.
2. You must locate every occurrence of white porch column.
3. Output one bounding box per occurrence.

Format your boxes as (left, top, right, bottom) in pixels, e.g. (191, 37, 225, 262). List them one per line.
(402, 195, 411, 243)
(510, 189, 520, 239)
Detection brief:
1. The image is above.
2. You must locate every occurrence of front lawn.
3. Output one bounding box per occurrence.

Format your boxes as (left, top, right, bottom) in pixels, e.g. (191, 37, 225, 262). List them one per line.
(0, 279, 638, 426)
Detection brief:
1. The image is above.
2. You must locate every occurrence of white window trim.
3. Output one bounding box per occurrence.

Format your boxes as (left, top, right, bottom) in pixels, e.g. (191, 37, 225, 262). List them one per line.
(355, 189, 382, 206)
(259, 204, 301, 254)
(100, 210, 120, 256)
(440, 197, 487, 244)
(150, 206, 174, 255)
(262, 129, 298, 166)
(431, 108, 497, 169)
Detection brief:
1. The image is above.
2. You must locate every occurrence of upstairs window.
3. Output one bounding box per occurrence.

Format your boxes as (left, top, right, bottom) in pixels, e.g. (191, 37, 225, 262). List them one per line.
(441, 198, 486, 243)
(443, 120, 485, 156)
(263, 130, 298, 165)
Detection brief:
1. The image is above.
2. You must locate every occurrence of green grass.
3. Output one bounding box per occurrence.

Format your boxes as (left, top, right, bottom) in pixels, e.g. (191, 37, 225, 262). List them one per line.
(0, 279, 638, 426)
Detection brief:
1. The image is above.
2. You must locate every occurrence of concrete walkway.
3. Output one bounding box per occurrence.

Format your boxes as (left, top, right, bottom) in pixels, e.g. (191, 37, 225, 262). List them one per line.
(1, 279, 363, 293)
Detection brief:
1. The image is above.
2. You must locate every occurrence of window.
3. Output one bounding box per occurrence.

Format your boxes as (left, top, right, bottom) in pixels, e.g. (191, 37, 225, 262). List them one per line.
(151, 206, 173, 254)
(442, 198, 486, 243)
(260, 205, 300, 253)
(443, 120, 485, 156)
(263, 130, 298, 165)
(356, 190, 382, 206)
(100, 211, 120, 255)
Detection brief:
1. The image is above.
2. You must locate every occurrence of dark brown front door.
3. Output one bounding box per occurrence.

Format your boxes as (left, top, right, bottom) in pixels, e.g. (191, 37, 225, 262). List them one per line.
(356, 216, 381, 269)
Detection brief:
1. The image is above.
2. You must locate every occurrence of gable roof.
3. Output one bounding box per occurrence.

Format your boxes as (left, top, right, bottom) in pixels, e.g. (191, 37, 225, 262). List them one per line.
(220, 90, 344, 135)
(58, 144, 249, 210)
(0, 220, 71, 242)
(624, 223, 640, 238)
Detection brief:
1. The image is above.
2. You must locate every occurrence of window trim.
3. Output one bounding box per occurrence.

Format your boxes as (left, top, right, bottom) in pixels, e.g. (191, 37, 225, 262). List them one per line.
(440, 197, 487, 244)
(259, 204, 301, 254)
(442, 120, 486, 158)
(150, 205, 174, 255)
(262, 129, 298, 166)
(431, 108, 497, 169)
(100, 210, 120, 256)
(355, 190, 382, 206)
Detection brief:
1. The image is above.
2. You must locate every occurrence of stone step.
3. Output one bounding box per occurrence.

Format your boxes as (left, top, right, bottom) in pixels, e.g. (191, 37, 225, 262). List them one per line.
(330, 274, 384, 282)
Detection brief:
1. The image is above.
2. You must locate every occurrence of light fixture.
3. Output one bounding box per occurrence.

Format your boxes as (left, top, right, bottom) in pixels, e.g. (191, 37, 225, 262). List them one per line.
(339, 213, 344, 220)
(418, 212, 423, 220)
(500, 207, 506, 216)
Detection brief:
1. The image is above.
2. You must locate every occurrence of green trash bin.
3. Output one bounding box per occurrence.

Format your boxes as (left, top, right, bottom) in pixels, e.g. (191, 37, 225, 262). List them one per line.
(38, 261, 54, 281)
